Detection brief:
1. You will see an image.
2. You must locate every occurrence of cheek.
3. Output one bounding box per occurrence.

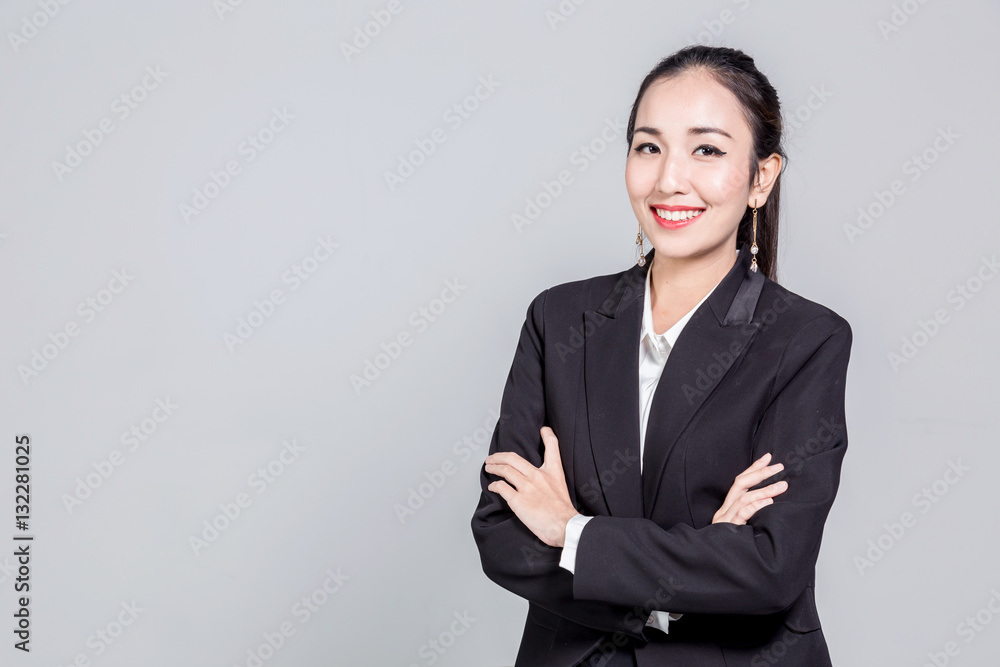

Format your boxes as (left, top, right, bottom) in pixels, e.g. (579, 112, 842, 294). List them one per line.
(625, 160, 652, 200)
(699, 164, 749, 206)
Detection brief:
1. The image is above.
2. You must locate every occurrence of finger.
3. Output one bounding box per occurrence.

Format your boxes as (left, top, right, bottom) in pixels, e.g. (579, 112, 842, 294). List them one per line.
(717, 458, 784, 519)
(733, 462, 785, 490)
(750, 479, 789, 500)
(486, 451, 536, 478)
(540, 427, 563, 468)
(758, 480, 788, 498)
(487, 479, 516, 504)
(736, 480, 788, 505)
(719, 479, 786, 522)
(484, 461, 528, 489)
(735, 496, 772, 519)
(759, 479, 789, 498)
(736, 460, 784, 481)
(723, 466, 777, 507)
(739, 453, 772, 477)
(737, 497, 773, 522)
(717, 474, 754, 515)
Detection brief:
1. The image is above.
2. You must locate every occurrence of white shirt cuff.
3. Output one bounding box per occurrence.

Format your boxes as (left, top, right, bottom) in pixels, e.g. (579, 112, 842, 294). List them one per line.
(645, 610, 684, 633)
(558, 515, 684, 630)
(558, 514, 593, 573)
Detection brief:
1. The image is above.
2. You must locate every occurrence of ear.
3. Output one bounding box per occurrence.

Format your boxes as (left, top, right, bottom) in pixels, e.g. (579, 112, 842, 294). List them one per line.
(748, 152, 783, 207)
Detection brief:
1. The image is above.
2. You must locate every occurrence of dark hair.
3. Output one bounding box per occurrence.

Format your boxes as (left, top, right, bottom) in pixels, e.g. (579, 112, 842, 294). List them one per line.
(626, 45, 786, 282)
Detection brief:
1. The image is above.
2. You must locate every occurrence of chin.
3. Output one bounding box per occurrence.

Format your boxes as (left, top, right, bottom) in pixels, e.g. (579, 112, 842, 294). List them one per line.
(648, 235, 733, 261)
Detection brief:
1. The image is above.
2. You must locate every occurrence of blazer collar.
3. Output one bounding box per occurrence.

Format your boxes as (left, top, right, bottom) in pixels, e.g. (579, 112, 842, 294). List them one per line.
(597, 242, 761, 326)
(582, 242, 766, 520)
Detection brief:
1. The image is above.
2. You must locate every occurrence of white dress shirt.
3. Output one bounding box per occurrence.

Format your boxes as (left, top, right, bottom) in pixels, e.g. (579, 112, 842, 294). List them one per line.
(558, 262, 723, 634)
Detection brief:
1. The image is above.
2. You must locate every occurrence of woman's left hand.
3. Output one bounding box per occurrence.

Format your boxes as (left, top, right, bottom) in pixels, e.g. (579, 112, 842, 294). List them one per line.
(484, 426, 578, 548)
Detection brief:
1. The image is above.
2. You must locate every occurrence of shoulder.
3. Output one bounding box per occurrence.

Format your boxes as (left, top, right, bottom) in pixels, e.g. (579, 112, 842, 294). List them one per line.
(521, 268, 626, 328)
(755, 278, 853, 386)
(757, 277, 852, 341)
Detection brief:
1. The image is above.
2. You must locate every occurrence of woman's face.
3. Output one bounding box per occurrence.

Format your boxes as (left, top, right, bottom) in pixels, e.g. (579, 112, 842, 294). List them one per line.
(625, 69, 762, 265)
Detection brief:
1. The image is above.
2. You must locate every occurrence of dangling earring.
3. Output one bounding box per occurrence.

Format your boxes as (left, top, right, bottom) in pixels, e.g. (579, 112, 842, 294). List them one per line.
(635, 221, 646, 267)
(749, 199, 759, 273)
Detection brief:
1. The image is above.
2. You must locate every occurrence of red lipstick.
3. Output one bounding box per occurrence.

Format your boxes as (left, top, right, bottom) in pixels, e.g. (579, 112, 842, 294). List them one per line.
(651, 205, 704, 229)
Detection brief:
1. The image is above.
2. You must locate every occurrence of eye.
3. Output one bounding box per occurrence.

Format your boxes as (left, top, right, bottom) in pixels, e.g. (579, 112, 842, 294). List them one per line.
(695, 144, 726, 157)
(632, 142, 659, 155)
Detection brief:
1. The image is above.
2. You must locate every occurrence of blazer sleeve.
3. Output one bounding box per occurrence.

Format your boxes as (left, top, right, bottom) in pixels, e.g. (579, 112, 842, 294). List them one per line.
(571, 313, 853, 616)
(470, 289, 648, 640)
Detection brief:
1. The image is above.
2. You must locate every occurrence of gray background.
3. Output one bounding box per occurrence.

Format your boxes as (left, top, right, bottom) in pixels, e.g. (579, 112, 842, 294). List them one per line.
(1, 1, 998, 665)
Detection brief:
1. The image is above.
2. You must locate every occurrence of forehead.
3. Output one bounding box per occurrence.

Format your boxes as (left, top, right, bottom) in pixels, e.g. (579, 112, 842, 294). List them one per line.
(635, 69, 751, 141)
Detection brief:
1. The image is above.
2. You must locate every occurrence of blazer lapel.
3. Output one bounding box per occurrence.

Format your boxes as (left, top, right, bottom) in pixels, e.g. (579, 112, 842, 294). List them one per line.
(583, 256, 647, 519)
(583, 243, 766, 520)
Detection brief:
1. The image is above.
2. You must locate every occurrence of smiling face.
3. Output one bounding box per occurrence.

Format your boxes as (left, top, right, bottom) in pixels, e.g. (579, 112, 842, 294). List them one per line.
(626, 68, 763, 266)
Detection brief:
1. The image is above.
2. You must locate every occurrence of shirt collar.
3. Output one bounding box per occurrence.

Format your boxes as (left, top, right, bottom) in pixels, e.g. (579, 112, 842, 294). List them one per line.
(641, 261, 722, 355)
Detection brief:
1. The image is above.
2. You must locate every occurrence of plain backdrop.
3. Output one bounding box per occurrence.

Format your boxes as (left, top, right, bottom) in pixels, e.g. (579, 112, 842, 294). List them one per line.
(1, 1, 998, 665)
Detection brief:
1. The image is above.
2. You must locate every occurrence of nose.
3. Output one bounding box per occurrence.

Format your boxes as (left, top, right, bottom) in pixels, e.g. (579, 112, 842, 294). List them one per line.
(655, 149, 690, 196)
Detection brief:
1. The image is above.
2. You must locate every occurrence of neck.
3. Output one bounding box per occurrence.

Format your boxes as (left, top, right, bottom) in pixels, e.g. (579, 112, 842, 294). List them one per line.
(648, 245, 739, 306)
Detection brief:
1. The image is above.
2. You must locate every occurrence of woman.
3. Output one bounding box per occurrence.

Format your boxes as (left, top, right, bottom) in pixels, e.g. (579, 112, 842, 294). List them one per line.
(471, 45, 852, 666)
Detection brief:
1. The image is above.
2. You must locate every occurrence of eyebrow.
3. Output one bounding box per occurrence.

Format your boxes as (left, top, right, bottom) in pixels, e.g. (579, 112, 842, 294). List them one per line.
(634, 125, 733, 140)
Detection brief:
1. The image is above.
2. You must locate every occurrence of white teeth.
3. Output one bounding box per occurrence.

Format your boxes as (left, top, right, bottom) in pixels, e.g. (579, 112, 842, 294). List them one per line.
(655, 208, 703, 221)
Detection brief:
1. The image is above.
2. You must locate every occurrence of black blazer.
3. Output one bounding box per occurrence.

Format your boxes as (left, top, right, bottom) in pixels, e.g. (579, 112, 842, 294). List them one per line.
(471, 242, 853, 666)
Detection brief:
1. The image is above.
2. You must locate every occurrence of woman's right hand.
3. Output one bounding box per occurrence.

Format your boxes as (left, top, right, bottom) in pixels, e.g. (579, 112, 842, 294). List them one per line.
(712, 452, 787, 525)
